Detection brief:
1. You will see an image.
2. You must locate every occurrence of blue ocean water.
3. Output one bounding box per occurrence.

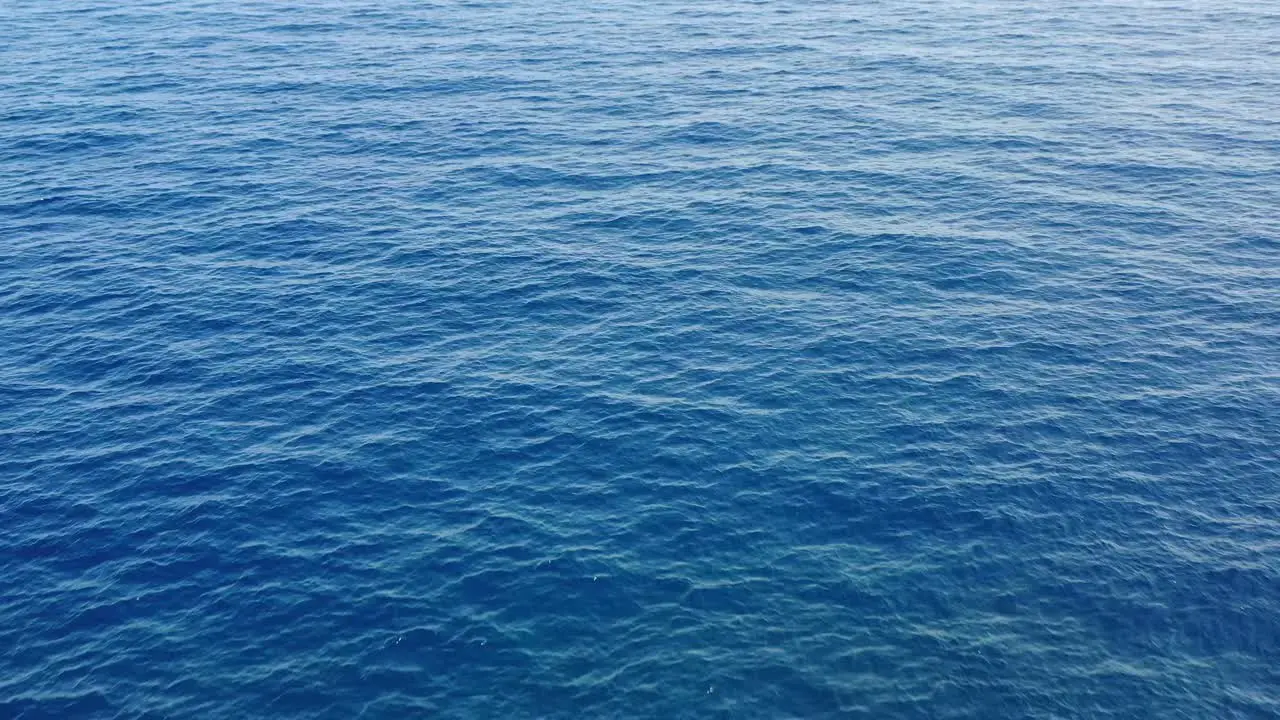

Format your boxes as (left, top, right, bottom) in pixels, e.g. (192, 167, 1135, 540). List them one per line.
(2, 0, 1279, 717)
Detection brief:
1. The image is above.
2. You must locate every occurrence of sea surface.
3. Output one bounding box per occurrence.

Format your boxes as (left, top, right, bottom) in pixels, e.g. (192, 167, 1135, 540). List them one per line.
(2, 0, 1279, 718)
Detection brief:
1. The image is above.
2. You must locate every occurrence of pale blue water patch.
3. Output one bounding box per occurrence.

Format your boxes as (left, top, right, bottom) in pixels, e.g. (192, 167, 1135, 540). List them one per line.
(2, 0, 1279, 718)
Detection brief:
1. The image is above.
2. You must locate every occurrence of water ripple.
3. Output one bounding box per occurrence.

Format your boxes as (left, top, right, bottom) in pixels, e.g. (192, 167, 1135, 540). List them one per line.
(3, 0, 1279, 718)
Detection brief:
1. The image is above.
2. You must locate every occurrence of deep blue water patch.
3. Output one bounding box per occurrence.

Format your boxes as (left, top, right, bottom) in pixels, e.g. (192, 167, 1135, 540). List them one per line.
(2, 1, 1279, 718)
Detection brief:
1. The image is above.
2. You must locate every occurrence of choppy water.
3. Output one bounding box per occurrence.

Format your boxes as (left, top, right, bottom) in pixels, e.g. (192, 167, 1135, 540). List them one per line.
(3, 0, 1279, 718)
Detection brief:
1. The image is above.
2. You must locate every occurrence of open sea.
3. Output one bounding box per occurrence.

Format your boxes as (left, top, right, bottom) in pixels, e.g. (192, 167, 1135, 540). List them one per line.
(2, 0, 1279, 718)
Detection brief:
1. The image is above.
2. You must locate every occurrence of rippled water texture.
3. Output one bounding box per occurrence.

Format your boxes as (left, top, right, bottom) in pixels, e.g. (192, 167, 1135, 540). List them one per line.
(3, 0, 1279, 717)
